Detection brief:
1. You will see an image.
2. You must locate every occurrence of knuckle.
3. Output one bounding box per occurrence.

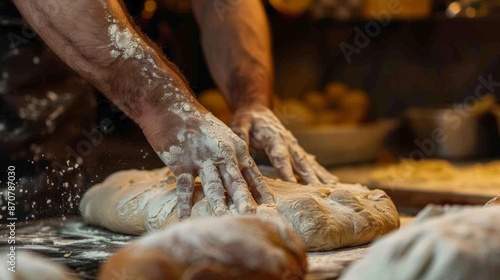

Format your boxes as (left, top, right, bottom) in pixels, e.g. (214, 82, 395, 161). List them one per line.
(234, 138, 248, 150)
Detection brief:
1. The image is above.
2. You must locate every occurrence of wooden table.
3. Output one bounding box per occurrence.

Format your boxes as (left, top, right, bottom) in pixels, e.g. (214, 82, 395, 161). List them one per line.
(331, 165, 498, 213)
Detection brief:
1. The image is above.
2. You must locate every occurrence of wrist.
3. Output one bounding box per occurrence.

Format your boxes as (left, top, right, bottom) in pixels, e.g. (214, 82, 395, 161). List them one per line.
(232, 95, 272, 112)
(225, 65, 273, 111)
(134, 88, 203, 130)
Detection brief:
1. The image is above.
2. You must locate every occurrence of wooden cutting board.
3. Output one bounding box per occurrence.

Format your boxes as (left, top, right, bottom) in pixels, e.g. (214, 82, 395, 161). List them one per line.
(331, 165, 499, 211)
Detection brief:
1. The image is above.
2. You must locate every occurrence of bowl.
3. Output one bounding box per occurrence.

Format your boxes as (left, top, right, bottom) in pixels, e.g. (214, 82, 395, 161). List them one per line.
(291, 119, 398, 166)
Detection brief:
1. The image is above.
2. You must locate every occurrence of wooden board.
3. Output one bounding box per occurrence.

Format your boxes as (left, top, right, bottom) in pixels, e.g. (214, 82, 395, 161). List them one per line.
(331, 165, 498, 212)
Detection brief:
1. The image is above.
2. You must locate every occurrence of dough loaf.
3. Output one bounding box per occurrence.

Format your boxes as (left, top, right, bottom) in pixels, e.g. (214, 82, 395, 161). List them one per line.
(99, 216, 307, 280)
(340, 205, 500, 280)
(80, 167, 400, 251)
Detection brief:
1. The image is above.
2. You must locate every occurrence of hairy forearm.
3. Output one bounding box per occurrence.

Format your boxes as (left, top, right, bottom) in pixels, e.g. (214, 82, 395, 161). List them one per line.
(13, 0, 193, 123)
(191, 0, 273, 110)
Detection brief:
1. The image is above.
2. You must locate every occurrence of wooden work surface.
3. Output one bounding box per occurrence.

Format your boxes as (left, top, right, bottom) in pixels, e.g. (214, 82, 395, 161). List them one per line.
(0, 216, 415, 280)
(331, 165, 499, 212)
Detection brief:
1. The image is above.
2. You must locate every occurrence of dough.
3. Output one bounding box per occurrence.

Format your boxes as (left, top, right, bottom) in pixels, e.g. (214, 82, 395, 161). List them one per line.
(99, 216, 307, 280)
(0, 251, 77, 280)
(485, 195, 500, 207)
(340, 205, 500, 280)
(80, 167, 400, 252)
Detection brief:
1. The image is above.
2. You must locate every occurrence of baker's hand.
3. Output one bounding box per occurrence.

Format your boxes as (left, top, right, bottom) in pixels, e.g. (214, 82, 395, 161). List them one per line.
(138, 97, 274, 221)
(232, 104, 338, 185)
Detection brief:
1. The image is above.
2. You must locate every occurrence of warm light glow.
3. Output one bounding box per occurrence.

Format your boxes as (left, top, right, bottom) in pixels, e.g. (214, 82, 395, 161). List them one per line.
(446, 2, 461, 18)
(465, 7, 476, 18)
(144, 0, 157, 12)
(142, 0, 157, 19)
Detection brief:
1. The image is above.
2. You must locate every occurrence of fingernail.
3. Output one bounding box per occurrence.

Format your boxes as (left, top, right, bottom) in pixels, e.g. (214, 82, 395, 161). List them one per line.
(239, 203, 256, 215)
(213, 205, 230, 216)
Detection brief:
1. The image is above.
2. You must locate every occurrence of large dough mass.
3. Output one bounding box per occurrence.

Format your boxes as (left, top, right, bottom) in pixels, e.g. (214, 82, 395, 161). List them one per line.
(340, 205, 500, 280)
(80, 168, 400, 251)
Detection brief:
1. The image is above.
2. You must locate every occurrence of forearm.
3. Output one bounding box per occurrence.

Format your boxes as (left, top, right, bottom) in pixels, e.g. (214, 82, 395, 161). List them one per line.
(191, 0, 273, 110)
(13, 0, 193, 123)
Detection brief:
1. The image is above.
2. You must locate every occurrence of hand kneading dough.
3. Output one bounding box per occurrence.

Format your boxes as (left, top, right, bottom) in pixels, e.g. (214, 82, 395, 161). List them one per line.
(99, 216, 307, 280)
(80, 168, 400, 251)
(340, 205, 500, 280)
(0, 251, 77, 280)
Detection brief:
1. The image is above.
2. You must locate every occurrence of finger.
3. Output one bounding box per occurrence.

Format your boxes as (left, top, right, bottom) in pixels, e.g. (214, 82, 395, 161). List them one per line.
(240, 158, 275, 205)
(175, 173, 195, 221)
(309, 155, 339, 184)
(265, 141, 297, 183)
(289, 143, 320, 184)
(218, 163, 256, 215)
(231, 114, 252, 145)
(199, 165, 230, 216)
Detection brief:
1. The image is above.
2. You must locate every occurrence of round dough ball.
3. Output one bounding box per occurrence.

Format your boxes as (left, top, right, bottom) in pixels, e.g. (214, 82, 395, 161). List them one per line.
(275, 99, 316, 128)
(99, 216, 308, 280)
(342, 109, 368, 124)
(318, 110, 343, 125)
(324, 81, 348, 105)
(340, 206, 500, 280)
(339, 89, 370, 112)
(302, 91, 328, 111)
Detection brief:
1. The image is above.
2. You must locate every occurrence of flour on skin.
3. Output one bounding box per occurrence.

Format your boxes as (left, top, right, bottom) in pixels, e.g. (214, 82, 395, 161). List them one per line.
(232, 105, 338, 185)
(108, 23, 144, 60)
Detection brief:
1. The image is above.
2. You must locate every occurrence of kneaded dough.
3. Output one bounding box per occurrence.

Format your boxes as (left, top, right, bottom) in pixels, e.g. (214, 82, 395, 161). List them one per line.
(340, 205, 500, 280)
(99, 216, 307, 280)
(0, 251, 77, 280)
(80, 167, 400, 252)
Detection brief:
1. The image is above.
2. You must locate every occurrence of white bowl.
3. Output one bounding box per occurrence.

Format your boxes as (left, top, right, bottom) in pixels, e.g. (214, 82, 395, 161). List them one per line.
(291, 119, 398, 166)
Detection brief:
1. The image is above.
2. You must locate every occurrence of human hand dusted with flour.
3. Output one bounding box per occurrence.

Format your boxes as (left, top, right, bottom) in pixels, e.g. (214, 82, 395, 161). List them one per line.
(138, 98, 274, 220)
(232, 104, 338, 184)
